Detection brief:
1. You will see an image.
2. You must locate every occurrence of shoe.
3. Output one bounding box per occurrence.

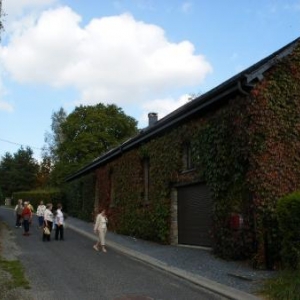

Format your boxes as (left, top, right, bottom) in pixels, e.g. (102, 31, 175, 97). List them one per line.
(93, 245, 99, 252)
(102, 248, 107, 253)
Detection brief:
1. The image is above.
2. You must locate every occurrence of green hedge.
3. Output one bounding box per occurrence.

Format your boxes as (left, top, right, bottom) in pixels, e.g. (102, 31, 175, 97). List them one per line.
(12, 189, 65, 212)
(63, 173, 96, 222)
(276, 191, 300, 269)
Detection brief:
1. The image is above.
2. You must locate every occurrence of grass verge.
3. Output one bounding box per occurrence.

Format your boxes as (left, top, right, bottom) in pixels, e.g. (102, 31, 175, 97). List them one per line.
(259, 270, 300, 300)
(0, 258, 30, 290)
(0, 221, 31, 294)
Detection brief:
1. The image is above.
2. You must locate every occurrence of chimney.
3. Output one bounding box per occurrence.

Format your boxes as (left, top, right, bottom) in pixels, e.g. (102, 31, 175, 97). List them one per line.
(148, 112, 158, 127)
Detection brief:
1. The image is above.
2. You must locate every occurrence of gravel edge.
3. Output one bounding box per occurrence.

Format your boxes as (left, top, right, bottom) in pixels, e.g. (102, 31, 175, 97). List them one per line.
(0, 222, 34, 300)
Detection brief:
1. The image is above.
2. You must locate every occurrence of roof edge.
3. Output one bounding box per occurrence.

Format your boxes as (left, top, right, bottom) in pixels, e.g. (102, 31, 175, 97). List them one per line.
(65, 37, 300, 182)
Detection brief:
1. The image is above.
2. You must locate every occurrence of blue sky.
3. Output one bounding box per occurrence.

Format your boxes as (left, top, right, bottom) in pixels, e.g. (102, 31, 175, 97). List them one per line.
(0, 0, 300, 161)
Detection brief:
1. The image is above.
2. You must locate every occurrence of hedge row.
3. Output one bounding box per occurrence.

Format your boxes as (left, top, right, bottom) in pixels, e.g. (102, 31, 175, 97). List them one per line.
(12, 189, 65, 212)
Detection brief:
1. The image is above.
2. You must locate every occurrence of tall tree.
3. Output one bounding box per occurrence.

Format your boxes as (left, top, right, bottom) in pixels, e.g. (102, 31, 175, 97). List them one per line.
(0, 147, 39, 196)
(52, 103, 138, 184)
(12, 147, 39, 192)
(0, 152, 15, 197)
(36, 156, 52, 189)
(44, 107, 67, 163)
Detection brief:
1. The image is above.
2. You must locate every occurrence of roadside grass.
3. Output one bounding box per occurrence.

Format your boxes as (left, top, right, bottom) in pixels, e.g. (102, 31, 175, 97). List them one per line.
(0, 259, 31, 290)
(259, 270, 300, 300)
(0, 222, 31, 291)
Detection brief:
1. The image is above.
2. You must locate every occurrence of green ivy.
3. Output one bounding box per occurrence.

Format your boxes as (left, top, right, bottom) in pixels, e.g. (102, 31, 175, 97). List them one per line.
(69, 43, 300, 268)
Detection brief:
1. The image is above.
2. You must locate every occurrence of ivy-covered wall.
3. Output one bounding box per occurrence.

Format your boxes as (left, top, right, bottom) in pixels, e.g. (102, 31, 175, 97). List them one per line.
(193, 95, 253, 261)
(95, 125, 202, 244)
(245, 44, 300, 267)
(193, 43, 300, 267)
(92, 43, 300, 267)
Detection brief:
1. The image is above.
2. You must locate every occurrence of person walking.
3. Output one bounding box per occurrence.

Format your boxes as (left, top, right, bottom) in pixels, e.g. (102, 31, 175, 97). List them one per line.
(21, 202, 32, 236)
(43, 203, 54, 241)
(14, 199, 23, 228)
(36, 201, 46, 228)
(54, 203, 64, 241)
(93, 208, 108, 252)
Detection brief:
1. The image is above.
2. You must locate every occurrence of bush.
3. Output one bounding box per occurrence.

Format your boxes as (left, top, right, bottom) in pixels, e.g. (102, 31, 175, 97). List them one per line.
(260, 270, 300, 300)
(276, 191, 300, 269)
(12, 189, 65, 212)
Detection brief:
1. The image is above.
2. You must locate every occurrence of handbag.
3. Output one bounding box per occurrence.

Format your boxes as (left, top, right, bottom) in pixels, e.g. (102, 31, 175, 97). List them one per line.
(43, 226, 50, 235)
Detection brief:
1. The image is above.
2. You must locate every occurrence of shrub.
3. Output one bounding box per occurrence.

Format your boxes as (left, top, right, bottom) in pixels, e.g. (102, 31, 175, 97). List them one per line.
(12, 189, 65, 212)
(276, 191, 300, 269)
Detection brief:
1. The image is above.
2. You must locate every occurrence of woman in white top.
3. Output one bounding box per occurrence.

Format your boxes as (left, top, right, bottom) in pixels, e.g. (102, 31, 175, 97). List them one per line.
(43, 203, 53, 241)
(36, 201, 46, 228)
(55, 203, 65, 241)
(93, 208, 108, 252)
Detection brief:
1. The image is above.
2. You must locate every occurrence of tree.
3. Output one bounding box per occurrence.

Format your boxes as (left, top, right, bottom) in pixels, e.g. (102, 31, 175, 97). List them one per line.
(44, 107, 67, 163)
(0, 152, 15, 197)
(0, 147, 39, 197)
(52, 103, 138, 184)
(12, 147, 39, 192)
(36, 156, 52, 189)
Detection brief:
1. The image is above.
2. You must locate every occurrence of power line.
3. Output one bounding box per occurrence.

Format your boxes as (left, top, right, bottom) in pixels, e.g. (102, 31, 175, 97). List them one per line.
(0, 138, 44, 150)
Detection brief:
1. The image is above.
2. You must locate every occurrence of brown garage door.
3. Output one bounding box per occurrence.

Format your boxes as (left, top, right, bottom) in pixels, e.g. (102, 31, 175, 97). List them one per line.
(178, 183, 212, 247)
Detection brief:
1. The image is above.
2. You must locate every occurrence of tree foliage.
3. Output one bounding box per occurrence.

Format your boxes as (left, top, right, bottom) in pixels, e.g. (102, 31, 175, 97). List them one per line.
(44, 107, 67, 163)
(50, 103, 138, 185)
(0, 147, 39, 197)
(36, 156, 52, 189)
(0, 152, 14, 197)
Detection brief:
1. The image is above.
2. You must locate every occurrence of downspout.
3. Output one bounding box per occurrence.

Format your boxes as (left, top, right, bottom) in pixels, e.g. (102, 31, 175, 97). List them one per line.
(237, 80, 250, 96)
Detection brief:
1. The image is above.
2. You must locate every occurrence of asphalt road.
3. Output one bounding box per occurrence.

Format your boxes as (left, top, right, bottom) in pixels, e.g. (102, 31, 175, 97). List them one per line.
(0, 208, 226, 300)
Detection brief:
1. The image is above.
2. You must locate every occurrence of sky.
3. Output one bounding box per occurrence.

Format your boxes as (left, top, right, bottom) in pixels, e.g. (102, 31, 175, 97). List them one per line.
(0, 0, 300, 162)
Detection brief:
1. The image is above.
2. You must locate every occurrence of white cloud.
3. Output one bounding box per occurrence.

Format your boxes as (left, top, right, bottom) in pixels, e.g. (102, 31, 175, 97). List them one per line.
(2, 0, 58, 38)
(0, 6, 212, 120)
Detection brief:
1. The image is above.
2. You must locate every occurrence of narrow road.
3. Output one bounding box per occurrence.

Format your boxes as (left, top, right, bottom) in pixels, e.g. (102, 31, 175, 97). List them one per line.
(0, 207, 226, 300)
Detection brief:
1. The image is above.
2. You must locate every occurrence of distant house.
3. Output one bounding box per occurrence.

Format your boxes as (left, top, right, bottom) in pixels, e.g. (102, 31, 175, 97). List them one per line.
(66, 37, 300, 267)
